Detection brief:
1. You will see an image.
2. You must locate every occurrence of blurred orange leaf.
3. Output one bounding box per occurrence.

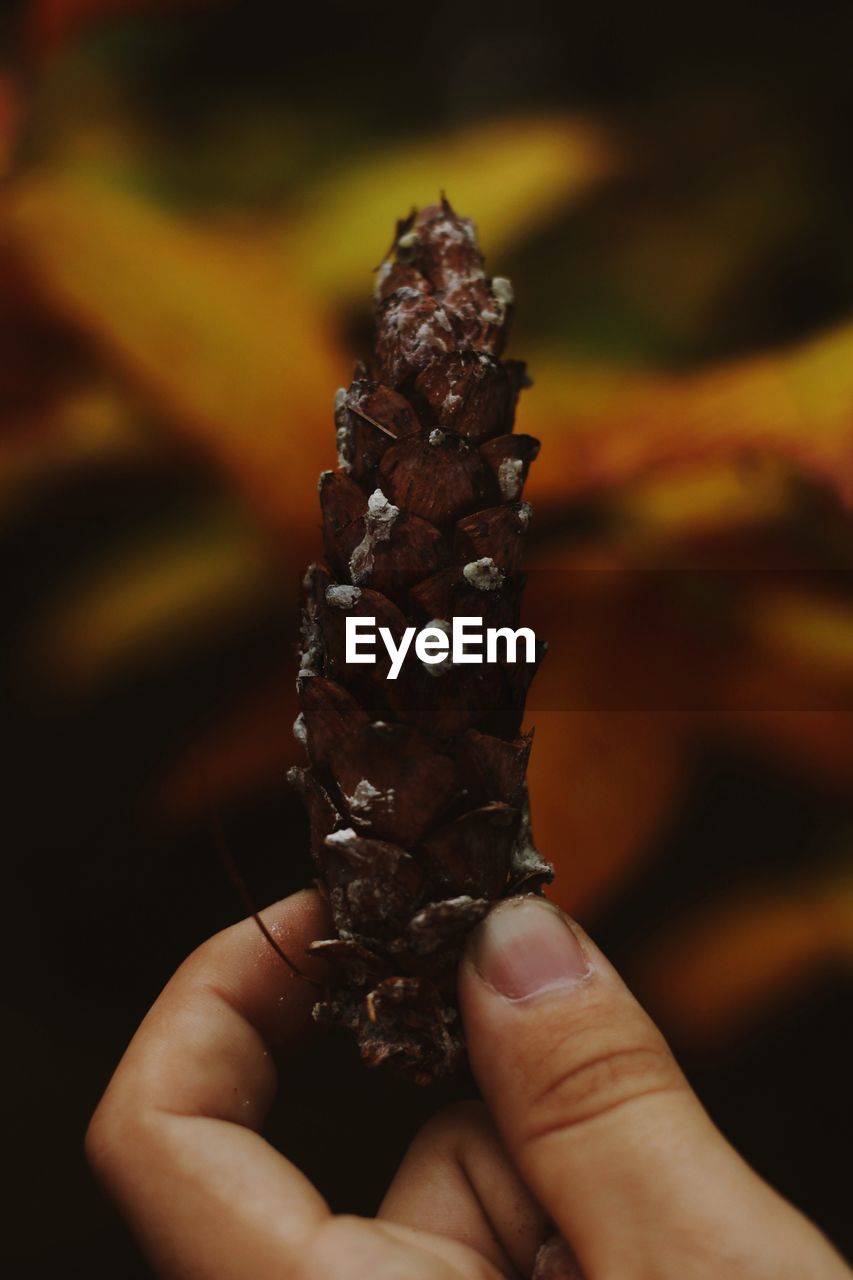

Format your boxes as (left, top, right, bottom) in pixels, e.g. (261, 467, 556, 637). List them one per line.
(157, 669, 299, 821)
(636, 864, 853, 1042)
(745, 587, 853, 679)
(523, 322, 853, 511)
(533, 709, 685, 914)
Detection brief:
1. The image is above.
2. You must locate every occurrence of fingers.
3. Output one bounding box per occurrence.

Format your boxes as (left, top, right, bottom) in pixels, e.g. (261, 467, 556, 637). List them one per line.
(378, 1100, 547, 1278)
(86, 890, 333, 1278)
(459, 896, 851, 1280)
(86, 890, 512, 1279)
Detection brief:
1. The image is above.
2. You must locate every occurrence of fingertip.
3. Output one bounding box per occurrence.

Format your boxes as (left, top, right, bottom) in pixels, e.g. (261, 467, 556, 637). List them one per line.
(188, 887, 331, 979)
(262, 885, 331, 935)
(460, 896, 592, 1004)
(164, 888, 332, 1052)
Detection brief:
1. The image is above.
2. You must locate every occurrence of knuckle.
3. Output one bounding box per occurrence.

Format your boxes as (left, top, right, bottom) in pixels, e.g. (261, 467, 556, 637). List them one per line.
(419, 1098, 488, 1143)
(408, 1099, 492, 1169)
(84, 1102, 121, 1180)
(85, 1096, 159, 1184)
(307, 1218, 445, 1280)
(520, 1036, 683, 1147)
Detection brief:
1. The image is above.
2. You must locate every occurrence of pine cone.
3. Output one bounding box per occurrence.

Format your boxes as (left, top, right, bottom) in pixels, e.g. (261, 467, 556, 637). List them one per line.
(289, 198, 552, 1085)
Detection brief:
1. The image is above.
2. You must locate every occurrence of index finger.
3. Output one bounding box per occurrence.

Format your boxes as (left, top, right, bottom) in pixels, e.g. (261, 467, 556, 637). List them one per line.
(86, 890, 333, 1278)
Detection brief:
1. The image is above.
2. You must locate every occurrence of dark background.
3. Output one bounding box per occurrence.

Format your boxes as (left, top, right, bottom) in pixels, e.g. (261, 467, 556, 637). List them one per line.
(1, 2, 852, 1274)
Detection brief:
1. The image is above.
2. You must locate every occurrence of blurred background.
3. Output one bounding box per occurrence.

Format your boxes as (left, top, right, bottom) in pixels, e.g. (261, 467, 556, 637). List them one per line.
(1, 1, 852, 1273)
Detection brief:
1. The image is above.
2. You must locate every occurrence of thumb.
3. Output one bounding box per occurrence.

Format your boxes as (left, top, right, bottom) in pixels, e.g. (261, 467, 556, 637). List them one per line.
(458, 896, 848, 1280)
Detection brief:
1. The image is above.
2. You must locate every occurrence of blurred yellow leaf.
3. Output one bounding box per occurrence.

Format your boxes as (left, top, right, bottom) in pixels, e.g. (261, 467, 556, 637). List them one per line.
(615, 460, 793, 547)
(289, 115, 615, 302)
(0, 384, 156, 510)
(26, 511, 277, 692)
(6, 170, 344, 539)
(4, 121, 614, 543)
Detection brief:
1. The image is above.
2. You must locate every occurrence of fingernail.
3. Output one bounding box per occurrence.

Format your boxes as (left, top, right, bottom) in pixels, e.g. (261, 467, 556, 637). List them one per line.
(468, 897, 591, 1001)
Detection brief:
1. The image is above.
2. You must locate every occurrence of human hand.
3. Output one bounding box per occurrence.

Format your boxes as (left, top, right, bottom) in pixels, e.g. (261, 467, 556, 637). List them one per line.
(86, 891, 851, 1279)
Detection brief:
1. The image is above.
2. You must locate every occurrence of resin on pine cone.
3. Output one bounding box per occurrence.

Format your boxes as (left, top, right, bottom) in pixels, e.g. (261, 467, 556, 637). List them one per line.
(289, 198, 552, 1085)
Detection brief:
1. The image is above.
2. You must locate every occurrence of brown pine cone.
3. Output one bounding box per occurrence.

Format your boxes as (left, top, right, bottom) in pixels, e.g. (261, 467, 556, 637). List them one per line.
(289, 198, 552, 1085)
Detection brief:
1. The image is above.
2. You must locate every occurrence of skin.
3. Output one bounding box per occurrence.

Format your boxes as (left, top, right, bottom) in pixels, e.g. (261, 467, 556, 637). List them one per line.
(86, 890, 852, 1280)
